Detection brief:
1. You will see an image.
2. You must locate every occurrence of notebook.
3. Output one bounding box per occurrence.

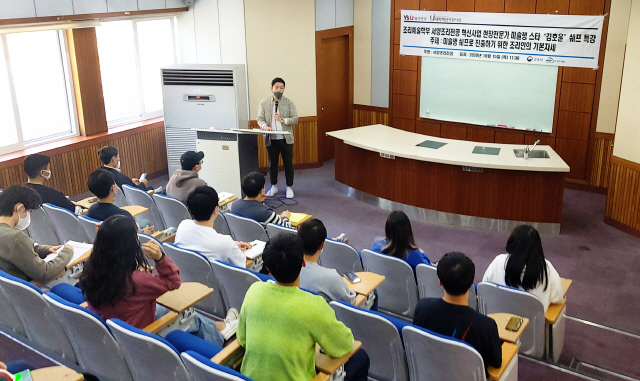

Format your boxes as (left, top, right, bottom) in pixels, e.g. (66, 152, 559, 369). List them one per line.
(288, 212, 310, 225)
(244, 240, 266, 260)
(45, 241, 93, 264)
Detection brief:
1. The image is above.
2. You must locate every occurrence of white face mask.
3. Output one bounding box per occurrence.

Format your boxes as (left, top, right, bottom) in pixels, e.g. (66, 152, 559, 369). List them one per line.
(42, 170, 51, 180)
(15, 208, 31, 230)
(115, 160, 121, 172)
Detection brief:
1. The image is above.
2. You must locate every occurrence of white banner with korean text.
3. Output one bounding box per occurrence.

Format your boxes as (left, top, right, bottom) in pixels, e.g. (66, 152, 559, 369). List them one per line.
(400, 11, 604, 68)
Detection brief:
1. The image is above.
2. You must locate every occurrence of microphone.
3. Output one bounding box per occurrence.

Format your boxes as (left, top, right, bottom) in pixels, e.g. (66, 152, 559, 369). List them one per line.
(275, 101, 279, 113)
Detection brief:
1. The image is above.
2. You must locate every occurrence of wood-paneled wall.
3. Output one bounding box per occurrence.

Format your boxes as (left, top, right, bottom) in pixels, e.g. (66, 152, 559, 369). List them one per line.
(354, 104, 390, 127)
(390, 0, 610, 183)
(0, 123, 167, 197)
(588, 134, 614, 188)
(605, 156, 640, 238)
(249, 118, 319, 168)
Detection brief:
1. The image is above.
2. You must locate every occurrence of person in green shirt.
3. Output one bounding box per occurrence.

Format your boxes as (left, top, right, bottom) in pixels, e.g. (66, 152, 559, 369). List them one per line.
(237, 233, 370, 381)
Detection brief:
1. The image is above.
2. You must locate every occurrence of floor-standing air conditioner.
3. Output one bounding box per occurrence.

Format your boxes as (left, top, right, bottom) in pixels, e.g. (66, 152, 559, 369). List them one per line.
(161, 64, 248, 177)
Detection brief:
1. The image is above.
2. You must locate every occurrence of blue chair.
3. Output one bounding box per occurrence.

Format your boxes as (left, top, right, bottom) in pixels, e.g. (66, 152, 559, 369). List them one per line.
(224, 213, 268, 242)
(122, 184, 166, 231)
(137, 232, 163, 270)
(114, 187, 130, 207)
(78, 215, 101, 243)
(43, 293, 134, 381)
(107, 318, 222, 381)
(330, 301, 409, 381)
(265, 222, 296, 238)
(153, 193, 192, 229)
(182, 351, 253, 381)
(320, 239, 364, 275)
(26, 207, 61, 245)
(215, 212, 233, 238)
(43, 203, 90, 243)
(210, 260, 272, 311)
(0, 281, 27, 339)
(163, 243, 228, 319)
(415, 263, 477, 310)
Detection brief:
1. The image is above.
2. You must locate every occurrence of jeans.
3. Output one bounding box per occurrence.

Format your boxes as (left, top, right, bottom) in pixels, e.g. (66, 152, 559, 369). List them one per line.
(344, 348, 370, 381)
(267, 139, 294, 187)
(155, 305, 224, 346)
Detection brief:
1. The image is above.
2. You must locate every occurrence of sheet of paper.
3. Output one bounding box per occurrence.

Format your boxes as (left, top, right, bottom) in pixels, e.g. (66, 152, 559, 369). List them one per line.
(45, 240, 93, 264)
(288, 212, 309, 225)
(218, 192, 235, 202)
(244, 240, 266, 260)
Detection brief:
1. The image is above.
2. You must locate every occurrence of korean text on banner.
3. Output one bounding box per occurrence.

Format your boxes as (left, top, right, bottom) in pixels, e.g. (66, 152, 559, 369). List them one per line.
(399, 11, 604, 68)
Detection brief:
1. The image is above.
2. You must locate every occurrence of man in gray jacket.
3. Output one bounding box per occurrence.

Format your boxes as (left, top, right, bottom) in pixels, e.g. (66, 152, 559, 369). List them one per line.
(0, 185, 72, 284)
(166, 151, 207, 204)
(257, 77, 299, 199)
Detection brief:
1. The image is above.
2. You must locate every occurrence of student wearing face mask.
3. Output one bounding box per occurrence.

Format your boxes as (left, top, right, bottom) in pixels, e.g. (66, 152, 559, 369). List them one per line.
(23, 154, 84, 215)
(0, 185, 72, 283)
(257, 77, 299, 199)
(98, 146, 150, 192)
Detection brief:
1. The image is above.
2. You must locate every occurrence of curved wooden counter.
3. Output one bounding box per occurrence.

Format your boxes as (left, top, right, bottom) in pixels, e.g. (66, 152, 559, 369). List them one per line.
(328, 125, 569, 233)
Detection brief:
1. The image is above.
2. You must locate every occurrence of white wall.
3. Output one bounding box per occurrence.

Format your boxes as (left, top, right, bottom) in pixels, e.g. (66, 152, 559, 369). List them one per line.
(315, 0, 354, 31)
(370, 0, 390, 108)
(613, 0, 640, 163)
(353, 0, 372, 105)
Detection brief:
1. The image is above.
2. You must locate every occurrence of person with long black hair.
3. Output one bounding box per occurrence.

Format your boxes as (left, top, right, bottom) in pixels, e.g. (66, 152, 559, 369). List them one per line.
(482, 224, 564, 311)
(370, 210, 431, 271)
(80, 215, 237, 345)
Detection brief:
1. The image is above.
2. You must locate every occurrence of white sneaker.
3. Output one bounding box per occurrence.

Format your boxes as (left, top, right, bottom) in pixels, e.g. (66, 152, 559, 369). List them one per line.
(266, 185, 278, 197)
(286, 186, 294, 199)
(219, 307, 239, 340)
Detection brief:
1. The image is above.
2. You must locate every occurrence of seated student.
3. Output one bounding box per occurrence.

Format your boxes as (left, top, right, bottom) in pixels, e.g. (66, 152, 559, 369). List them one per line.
(166, 151, 207, 204)
(231, 172, 291, 228)
(238, 233, 370, 381)
(175, 186, 251, 267)
(413, 252, 502, 373)
(0, 185, 72, 283)
(371, 210, 430, 271)
(86, 169, 154, 234)
(297, 218, 356, 304)
(97, 146, 149, 192)
(23, 154, 83, 215)
(482, 224, 564, 311)
(80, 215, 238, 345)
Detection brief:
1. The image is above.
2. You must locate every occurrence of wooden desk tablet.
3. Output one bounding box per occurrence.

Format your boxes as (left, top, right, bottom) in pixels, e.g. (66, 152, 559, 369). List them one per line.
(353, 294, 367, 307)
(487, 342, 518, 381)
(561, 277, 572, 296)
(120, 205, 148, 217)
(219, 195, 237, 207)
(31, 366, 83, 381)
(488, 313, 529, 344)
(73, 196, 97, 210)
(342, 272, 385, 295)
(157, 282, 213, 313)
(289, 212, 312, 227)
(545, 298, 567, 324)
(315, 341, 362, 375)
(67, 248, 92, 268)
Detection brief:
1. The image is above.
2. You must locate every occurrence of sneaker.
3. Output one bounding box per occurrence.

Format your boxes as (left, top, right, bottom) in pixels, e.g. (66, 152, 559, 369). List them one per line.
(220, 307, 239, 340)
(286, 186, 294, 199)
(266, 185, 278, 197)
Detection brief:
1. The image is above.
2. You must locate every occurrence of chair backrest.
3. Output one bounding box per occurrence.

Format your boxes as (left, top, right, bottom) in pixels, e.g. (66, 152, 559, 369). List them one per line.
(415, 264, 477, 311)
(402, 325, 486, 381)
(153, 194, 192, 230)
(107, 318, 191, 381)
(215, 212, 233, 238)
(163, 243, 227, 319)
(0, 282, 26, 338)
(361, 249, 418, 318)
(182, 351, 252, 381)
(122, 185, 166, 230)
(114, 188, 129, 207)
(210, 260, 263, 311)
(44, 293, 134, 381)
(224, 213, 268, 242)
(265, 223, 296, 239)
(0, 270, 77, 364)
(320, 239, 364, 275)
(78, 215, 101, 244)
(137, 233, 163, 269)
(330, 301, 409, 381)
(26, 207, 61, 246)
(43, 203, 90, 243)
(477, 281, 546, 358)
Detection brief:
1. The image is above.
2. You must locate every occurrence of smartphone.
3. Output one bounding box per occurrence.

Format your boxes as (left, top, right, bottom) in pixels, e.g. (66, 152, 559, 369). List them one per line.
(140, 173, 147, 181)
(345, 271, 361, 283)
(88, 197, 98, 203)
(505, 317, 523, 332)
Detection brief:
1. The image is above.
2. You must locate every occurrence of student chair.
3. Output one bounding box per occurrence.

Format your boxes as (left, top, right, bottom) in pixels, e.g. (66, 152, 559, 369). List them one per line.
(43, 203, 90, 243)
(182, 351, 253, 381)
(360, 249, 418, 319)
(0, 282, 27, 339)
(402, 325, 518, 381)
(330, 301, 409, 381)
(0, 270, 77, 365)
(477, 282, 564, 361)
(163, 243, 228, 319)
(122, 184, 166, 231)
(320, 239, 364, 276)
(215, 212, 233, 237)
(415, 264, 477, 310)
(153, 194, 192, 230)
(210, 260, 272, 311)
(265, 222, 296, 239)
(43, 293, 134, 381)
(78, 215, 101, 243)
(25, 207, 61, 246)
(137, 232, 164, 270)
(224, 213, 268, 243)
(114, 188, 129, 207)
(107, 318, 222, 381)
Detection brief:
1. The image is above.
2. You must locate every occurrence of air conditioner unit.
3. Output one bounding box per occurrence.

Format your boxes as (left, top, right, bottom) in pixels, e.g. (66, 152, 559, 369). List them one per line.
(161, 64, 248, 177)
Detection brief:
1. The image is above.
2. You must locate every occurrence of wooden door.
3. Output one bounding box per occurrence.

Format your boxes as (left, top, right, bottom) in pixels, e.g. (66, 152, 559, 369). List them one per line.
(316, 27, 354, 163)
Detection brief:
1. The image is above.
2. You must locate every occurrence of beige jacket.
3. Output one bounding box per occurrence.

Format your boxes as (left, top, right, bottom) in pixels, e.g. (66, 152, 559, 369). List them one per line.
(256, 95, 299, 146)
(166, 169, 207, 204)
(0, 223, 72, 283)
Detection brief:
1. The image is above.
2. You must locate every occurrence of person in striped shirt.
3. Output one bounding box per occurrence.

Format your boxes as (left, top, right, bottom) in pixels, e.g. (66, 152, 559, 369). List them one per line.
(231, 172, 291, 228)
